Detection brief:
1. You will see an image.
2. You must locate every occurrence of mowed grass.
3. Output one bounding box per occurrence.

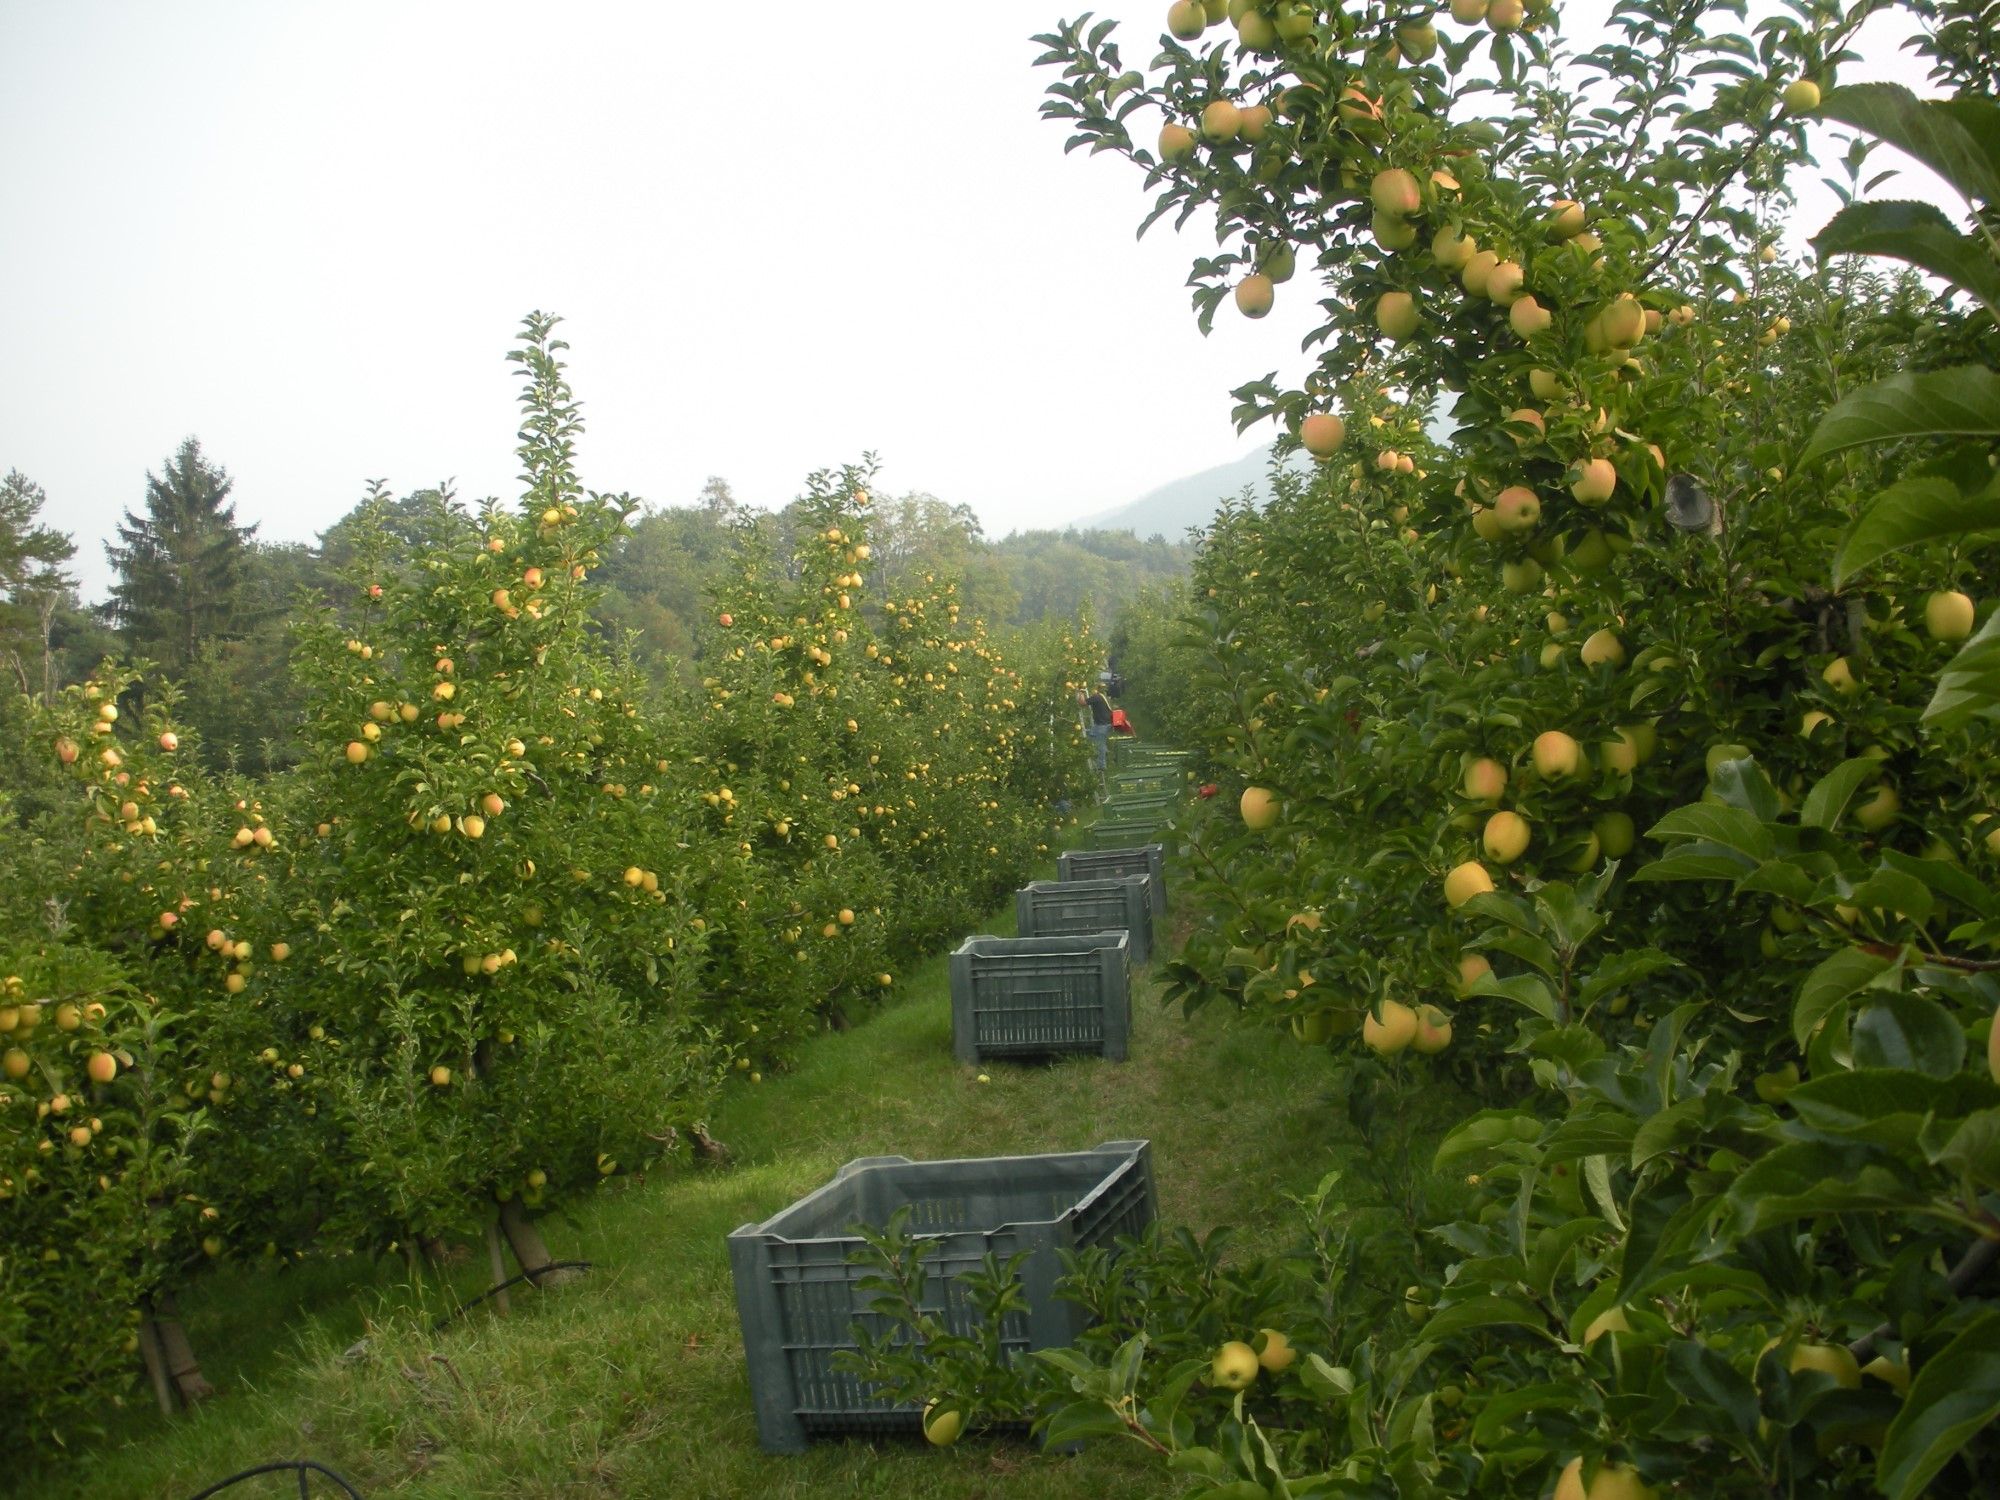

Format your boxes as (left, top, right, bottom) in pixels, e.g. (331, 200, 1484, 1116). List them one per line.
(24, 883, 1452, 1500)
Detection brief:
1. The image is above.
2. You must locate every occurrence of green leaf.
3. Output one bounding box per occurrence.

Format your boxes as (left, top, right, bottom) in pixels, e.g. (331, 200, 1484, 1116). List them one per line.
(1926, 1108, 2000, 1190)
(1576, 947, 1681, 1010)
(1726, 1140, 1931, 1231)
(1664, 1339, 1760, 1441)
(1470, 1383, 1576, 1447)
(1434, 1108, 1543, 1167)
(1296, 1352, 1355, 1401)
(1041, 1398, 1134, 1448)
(1812, 199, 2000, 310)
(1819, 82, 2000, 205)
(1934, 98, 2000, 188)
(1877, 1311, 2000, 1500)
(1464, 971, 1560, 1020)
(1525, 1024, 1607, 1071)
(1801, 758, 1889, 832)
(1526, 1218, 1603, 1300)
(1846, 867, 1936, 925)
(1708, 756, 1781, 822)
(1786, 1069, 1991, 1136)
(1882, 849, 2000, 919)
(1925, 609, 2000, 731)
(1833, 473, 2000, 587)
(1851, 993, 1966, 1077)
(1735, 858, 1820, 905)
(1794, 946, 1900, 1048)
(1630, 844, 1761, 883)
(1800, 366, 2000, 467)
(1419, 1294, 1549, 1342)
(1646, 803, 1774, 859)
(1544, 1108, 1640, 1163)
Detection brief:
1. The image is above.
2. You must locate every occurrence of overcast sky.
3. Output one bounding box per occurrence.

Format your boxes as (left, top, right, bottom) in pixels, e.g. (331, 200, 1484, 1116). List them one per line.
(1, 2, 1939, 600)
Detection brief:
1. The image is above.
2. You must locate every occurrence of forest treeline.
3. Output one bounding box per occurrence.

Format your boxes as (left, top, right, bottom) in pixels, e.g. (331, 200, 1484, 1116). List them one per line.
(0, 443, 1194, 773)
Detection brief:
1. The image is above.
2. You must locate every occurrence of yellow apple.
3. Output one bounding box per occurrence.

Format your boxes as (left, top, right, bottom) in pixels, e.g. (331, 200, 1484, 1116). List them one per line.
(1790, 1342, 1861, 1388)
(1364, 999, 1419, 1053)
(1376, 291, 1420, 340)
(1532, 730, 1582, 780)
(1253, 1327, 1297, 1372)
(1569, 458, 1616, 505)
(1445, 861, 1495, 907)
(1594, 811, 1636, 858)
(1463, 757, 1508, 801)
(1235, 273, 1275, 318)
(1493, 485, 1541, 533)
(1925, 590, 1975, 642)
(1210, 1340, 1261, 1390)
(1370, 167, 1422, 217)
(1241, 786, 1281, 830)
(1411, 1003, 1454, 1053)
(922, 1401, 964, 1446)
(1580, 629, 1625, 668)
(1482, 810, 1531, 864)
(1301, 412, 1347, 456)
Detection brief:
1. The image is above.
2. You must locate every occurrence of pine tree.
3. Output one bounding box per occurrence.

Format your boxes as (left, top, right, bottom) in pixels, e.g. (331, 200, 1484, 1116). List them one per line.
(104, 438, 257, 675)
(0, 469, 79, 700)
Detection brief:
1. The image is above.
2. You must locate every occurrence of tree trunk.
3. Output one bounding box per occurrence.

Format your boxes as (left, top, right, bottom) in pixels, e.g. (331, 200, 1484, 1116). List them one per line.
(484, 1220, 513, 1315)
(141, 1291, 214, 1406)
(136, 1315, 176, 1417)
(496, 1195, 581, 1287)
(691, 1124, 733, 1167)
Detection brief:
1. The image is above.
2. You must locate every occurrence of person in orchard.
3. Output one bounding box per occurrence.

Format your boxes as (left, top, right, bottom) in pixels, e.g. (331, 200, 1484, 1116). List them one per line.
(1078, 684, 1113, 782)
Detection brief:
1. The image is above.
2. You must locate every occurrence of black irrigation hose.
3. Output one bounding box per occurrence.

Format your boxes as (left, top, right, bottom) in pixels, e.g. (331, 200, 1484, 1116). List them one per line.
(174, 1264, 599, 1500)
(429, 1258, 595, 1331)
(180, 1459, 367, 1500)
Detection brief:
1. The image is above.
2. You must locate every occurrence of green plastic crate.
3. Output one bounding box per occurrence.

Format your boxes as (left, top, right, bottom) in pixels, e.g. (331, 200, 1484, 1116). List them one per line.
(1058, 844, 1167, 918)
(1101, 791, 1177, 820)
(1087, 818, 1169, 848)
(949, 931, 1132, 1064)
(728, 1139, 1157, 1453)
(1015, 876, 1153, 966)
(1109, 770, 1180, 795)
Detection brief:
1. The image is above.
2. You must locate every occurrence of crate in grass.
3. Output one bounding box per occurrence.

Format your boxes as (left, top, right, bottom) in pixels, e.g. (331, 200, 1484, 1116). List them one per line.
(949, 931, 1132, 1064)
(729, 1139, 1158, 1454)
(1101, 791, 1177, 820)
(1112, 776, 1184, 800)
(1015, 876, 1153, 966)
(1087, 818, 1169, 848)
(1058, 843, 1167, 918)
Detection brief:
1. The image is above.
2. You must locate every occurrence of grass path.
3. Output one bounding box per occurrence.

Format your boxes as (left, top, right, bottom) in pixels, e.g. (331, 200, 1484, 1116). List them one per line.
(28, 889, 1355, 1500)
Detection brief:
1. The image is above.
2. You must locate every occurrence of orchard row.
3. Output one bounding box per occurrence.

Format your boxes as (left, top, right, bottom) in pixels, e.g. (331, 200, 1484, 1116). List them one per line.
(1025, 2, 2000, 1496)
(0, 315, 1101, 1448)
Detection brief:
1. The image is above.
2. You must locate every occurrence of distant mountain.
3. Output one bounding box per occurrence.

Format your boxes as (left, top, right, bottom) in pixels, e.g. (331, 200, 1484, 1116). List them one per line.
(1072, 410, 1462, 542)
(1072, 445, 1302, 542)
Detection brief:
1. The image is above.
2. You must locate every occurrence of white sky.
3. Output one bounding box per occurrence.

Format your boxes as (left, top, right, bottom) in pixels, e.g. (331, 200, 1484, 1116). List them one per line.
(0, 1, 1941, 601)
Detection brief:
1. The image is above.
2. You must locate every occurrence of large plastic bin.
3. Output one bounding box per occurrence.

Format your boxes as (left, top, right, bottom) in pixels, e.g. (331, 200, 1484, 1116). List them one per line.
(1100, 791, 1178, 821)
(1109, 769, 1180, 795)
(1015, 876, 1153, 966)
(1058, 844, 1167, 918)
(1088, 818, 1169, 849)
(948, 931, 1132, 1064)
(729, 1139, 1157, 1453)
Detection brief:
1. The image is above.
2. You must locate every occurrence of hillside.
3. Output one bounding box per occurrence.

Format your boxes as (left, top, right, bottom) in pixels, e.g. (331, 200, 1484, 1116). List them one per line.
(1072, 444, 1300, 541)
(1074, 410, 1457, 543)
